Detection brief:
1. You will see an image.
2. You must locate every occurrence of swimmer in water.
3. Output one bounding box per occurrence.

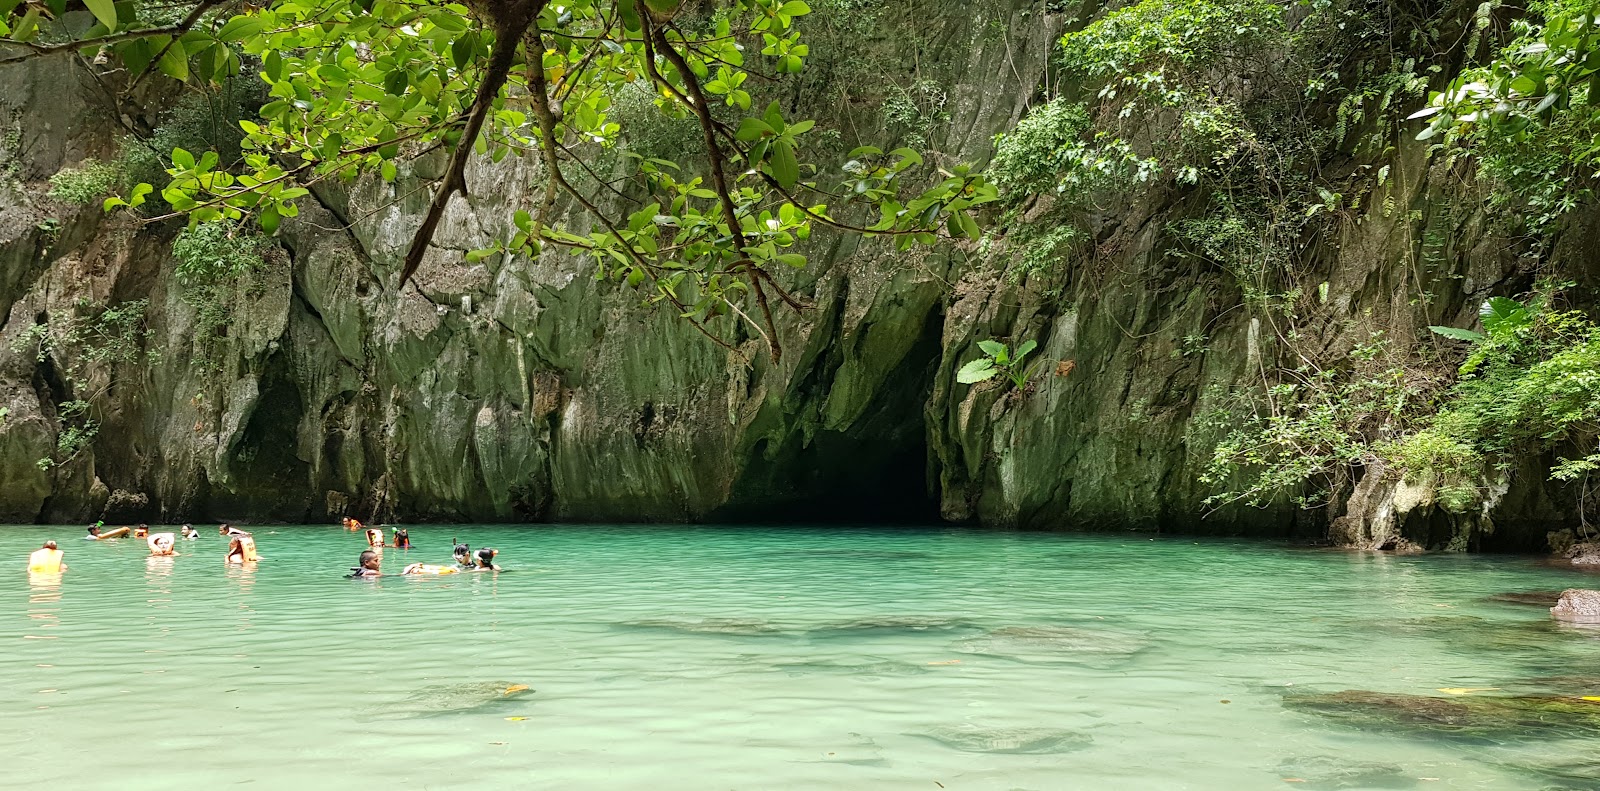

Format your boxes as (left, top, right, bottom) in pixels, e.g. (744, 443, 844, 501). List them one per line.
(226, 533, 258, 564)
(453, 543, 472, 568)
(219, 523, 249, 537)
(392, 527, 411, 549)
(27, 541, 66, 573)
(348, 550, 381, 578)
(472, 548, 500, 571)
(133, 524, 149, 539)
(85, 525, 101, 540)
(147, 533, 178, 557)
(182, 524, 198, 540)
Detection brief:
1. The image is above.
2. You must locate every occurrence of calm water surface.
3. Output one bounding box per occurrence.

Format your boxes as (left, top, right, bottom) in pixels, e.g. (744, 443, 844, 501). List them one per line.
(4, 525, 1600, 790)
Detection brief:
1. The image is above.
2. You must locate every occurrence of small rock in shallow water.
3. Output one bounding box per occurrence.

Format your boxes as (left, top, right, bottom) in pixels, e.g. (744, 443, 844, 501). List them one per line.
(955, 625, 1146, 664)
(1551, 590, 1600, 624)
(620, 617, 781, 635)
(911, 724, 1092, 754)
(1274, 755, 1417, 789)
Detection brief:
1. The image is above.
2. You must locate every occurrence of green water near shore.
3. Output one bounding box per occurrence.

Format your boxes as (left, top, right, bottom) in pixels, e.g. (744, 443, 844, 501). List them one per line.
(4, 525, 1600, 790)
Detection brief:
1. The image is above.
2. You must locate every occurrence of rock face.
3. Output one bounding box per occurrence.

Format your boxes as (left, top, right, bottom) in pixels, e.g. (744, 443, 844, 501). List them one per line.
(1551, 590, 1600, 625)
(0, 1, 1592, 545)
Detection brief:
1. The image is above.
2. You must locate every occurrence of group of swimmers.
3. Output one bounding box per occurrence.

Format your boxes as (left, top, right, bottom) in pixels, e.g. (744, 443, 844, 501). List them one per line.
(26, 519, 504, 577)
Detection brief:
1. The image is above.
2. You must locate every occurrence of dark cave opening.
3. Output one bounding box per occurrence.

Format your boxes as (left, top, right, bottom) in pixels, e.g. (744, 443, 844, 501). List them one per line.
(712, 307, 944, 525)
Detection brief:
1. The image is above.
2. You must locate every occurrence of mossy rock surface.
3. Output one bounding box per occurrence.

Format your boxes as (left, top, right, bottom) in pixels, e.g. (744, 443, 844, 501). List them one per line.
(1283, 689, 1600, 740)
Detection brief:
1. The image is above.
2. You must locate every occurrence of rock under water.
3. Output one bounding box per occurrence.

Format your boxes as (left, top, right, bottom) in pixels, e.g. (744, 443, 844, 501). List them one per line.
(360, 681, 534, 720)
(909, 724, 1093, 755)
(955, 625, 1146, 665)
(1282, 689, 1600, 740)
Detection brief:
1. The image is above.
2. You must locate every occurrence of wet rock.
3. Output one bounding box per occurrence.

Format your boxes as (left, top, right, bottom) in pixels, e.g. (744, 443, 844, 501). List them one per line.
(813, 616, 979, 634)
(955, 625, 1146, 665)
(1486, 591, 1567, 608)
(1566, 542, 1600, 566)
(620, 617, 782, 636)
(362, 681, 533, 720)
(1274, 755, 1417, 789)
(1552, 590, 1600, 625)
(101, 488, 151, 522)
(770, 657, 929, 678)
(1282, 689, 1600, 739)
(910, 724, 1092, 754)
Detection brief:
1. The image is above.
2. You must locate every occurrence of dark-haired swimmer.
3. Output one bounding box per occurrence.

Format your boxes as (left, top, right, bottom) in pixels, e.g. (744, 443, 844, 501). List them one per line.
(471, 548, 500, 571)
(348, 550, 381, 578)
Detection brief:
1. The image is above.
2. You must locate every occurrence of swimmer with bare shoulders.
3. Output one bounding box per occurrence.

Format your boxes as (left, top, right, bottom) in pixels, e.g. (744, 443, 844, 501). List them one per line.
(348, 550, 381, 578)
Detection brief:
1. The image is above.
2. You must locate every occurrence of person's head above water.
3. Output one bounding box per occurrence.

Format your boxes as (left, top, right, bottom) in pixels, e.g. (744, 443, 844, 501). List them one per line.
(453, 543, 471, 562)
(474, 548, 499, 568)
(86, 526, 99, 536)
(43, 540, 57, 550)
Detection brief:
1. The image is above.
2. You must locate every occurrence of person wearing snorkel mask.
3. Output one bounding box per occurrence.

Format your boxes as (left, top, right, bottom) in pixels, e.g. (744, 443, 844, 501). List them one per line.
(392, 527, 411, 549)
(452, 543, 473, 569)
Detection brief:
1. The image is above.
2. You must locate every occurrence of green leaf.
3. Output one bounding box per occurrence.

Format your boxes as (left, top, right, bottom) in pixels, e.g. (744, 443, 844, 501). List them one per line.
(769, 140, 799, 188)
(82, 0, 117, 32)
(956, 358, 998, 384)
(259, 206, 280, 235)
(1015, 339, 1037, 359)
(171, 147, 196, 169)
(215, 15, 263, 42)
(735, 117, 774, 142)
(158, 42, 190, 81)
(977, 339, 1006, 358)
(1428, 325, 1484, 342)
(1480, 297, 1530, 336)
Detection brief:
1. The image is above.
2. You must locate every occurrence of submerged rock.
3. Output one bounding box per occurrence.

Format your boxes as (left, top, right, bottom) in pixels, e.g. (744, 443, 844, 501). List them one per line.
(1282, 689, 1600, 739)
(910, 724, 1092, 754)
(955, 625, 1146, 665)
(1486, 591, 1566, 608)
(620, 617, 782, 636)
(1274, 755, 1417, 789)
(362, 681, 534, 720)
(1551, 590, 1600, 625)
(813, 616, 980, 634)
(769, 657, 929, 678)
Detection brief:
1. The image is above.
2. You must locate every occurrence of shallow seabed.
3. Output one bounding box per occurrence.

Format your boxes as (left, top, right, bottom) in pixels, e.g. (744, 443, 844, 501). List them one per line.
(4, 525, 1600, 790)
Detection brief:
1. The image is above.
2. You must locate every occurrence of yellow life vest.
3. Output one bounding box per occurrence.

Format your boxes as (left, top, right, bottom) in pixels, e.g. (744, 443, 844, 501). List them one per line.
(28, 548, 63, 573)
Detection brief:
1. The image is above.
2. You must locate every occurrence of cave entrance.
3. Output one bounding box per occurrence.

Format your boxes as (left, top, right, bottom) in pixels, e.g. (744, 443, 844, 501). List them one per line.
(712, 307, 943, 525)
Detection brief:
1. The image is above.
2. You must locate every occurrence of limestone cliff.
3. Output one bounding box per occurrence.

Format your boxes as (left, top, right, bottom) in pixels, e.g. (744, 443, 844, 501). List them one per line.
(0, 0, 1590, 549)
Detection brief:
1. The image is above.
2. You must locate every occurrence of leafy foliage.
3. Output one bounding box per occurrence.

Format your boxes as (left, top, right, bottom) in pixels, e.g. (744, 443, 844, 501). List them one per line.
(1413, 3, 1600, 234)
(48, 159, 122, 205)
(957, 339, 1042, 389)
(2, 0, 998, 361)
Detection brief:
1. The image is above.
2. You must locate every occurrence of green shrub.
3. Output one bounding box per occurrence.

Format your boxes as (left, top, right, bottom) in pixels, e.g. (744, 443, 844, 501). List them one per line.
(48, 159, 122, 205)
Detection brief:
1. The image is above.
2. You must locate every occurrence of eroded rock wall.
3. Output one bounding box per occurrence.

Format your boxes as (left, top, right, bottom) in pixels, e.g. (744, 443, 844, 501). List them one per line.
(0, 0, 1589, 547)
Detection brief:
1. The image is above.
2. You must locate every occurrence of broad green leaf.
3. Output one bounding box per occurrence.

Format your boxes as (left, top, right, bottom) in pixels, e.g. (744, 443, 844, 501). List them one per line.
(735, 117, 774, 142)
(956, 358, 998, 384)
(769, 140, 799, 187)
(977, 339, 1006, 358)
(216, 15, 263, 42)
(158, 41, 190, 81)
(82, 0, 117, 32)
(1480, 297, 1530, 336)
(1015, 339, 1037, 359)
(1428, 325, 1484, 342)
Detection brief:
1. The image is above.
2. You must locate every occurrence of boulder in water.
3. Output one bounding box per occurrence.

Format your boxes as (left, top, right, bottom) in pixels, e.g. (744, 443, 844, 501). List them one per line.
(1551, 589, 1600, 624)
(910, 724, 1092, 754)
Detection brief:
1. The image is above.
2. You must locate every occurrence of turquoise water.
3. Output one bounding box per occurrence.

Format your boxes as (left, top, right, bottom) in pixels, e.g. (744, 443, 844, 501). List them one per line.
(5, 525, 1600, 790)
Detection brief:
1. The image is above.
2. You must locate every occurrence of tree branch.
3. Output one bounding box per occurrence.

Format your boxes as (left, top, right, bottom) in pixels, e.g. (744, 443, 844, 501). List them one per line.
(398, 2, 540, 285)
(642, 5, 782, 362)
